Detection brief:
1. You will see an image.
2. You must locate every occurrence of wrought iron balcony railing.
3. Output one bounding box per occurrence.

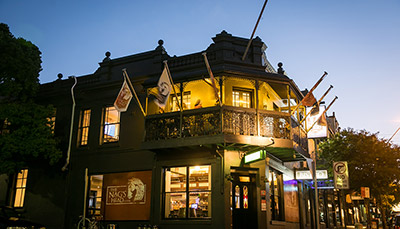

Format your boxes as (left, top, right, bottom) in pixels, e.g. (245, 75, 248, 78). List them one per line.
(145, 106, 307, 151)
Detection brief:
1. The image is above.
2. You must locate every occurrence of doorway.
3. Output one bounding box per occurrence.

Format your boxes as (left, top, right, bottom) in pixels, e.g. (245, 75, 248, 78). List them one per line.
(232, 172, 258, 229)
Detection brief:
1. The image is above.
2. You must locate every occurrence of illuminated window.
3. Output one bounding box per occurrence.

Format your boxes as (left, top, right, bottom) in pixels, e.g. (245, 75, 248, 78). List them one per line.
(171, 92, 191, 111)
(78, 109, 91, 146)
(46, 109, 56, 134)
(232, 88, 252, 108)
(102, 107, 120, 143)
(13, 169, 28, 208)
(164, 165, 211, 219)
(269, 169, 284, 221)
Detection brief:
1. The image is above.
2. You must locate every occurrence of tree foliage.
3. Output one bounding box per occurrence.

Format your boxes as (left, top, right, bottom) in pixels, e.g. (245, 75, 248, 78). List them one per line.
(0, 23, 62, 174)
(318, 128, 400, 207)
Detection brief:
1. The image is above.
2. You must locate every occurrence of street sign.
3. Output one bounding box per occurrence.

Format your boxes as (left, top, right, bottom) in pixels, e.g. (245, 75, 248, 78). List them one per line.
(295, 170, 328, 180)
(333, 161, 349, 189)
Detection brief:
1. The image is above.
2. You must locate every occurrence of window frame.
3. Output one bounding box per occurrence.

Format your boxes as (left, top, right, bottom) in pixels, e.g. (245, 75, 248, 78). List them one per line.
(162, 165, 212, 220)
(232, 87, 254, 108)
(171, 91, 191, 111)
(78, 109, 91, 146)
(101, 106, 120, 144)
(11, 169, 29, 208)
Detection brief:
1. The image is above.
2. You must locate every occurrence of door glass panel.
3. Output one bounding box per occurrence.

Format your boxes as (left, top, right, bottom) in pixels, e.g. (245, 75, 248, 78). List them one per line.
(235, 185, 240, 209)
(243, 186, 248, 209)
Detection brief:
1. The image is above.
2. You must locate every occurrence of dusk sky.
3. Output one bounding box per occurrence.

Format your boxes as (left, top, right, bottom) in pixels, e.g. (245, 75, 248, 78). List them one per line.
(1, 0, 400, 144)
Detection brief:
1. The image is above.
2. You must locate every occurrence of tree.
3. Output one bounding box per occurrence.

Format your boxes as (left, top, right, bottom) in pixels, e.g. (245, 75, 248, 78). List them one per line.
(318, 128, 400, 225)
(0, 23, 62, 174)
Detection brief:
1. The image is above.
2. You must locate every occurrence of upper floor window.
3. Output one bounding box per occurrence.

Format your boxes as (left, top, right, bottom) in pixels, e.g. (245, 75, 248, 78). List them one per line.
(171, 91, 191, 111)
(102, 107, 120, 143)
(12, 169, 28, 208)
(46, 108, 57, 134)
(163, 165, 211, 219)
(78, 109, 91, 146)
(233, 88, 253, 108)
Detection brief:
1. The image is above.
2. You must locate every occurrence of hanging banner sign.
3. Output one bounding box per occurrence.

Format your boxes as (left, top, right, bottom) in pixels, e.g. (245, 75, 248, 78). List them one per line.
(333, 161, 349, 189)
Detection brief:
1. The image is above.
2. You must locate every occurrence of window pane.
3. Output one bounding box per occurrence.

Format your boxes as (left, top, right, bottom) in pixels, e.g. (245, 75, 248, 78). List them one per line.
(14, 189, 23, 207)
(103, 107, 120, 143)
(233, 91, 240, 107)
(189, 165, 211, 191)
(165, 167, 186, 192)
(189, 192, 211, 218)
(16, 179, 23, 188)
(79, 109, 91, 146)
(165, 192, 187, 218)
(83, 110, 91, 126)
(243, 92, 250, 108)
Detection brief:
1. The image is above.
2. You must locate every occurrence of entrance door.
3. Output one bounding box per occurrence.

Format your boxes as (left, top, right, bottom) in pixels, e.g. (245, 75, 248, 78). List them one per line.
(232, 173, 258, 229)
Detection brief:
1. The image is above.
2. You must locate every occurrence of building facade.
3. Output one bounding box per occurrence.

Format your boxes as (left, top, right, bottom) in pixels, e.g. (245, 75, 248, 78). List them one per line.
(6, 31, 322, 229)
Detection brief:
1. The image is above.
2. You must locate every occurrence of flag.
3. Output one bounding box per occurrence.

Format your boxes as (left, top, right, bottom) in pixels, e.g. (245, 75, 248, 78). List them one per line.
(114, 77, 133, 112)
(317, 111, 327, 126)
(154, 66, 172, 109)
(301, 91, 317, 107)
(306, 158, 315, 180)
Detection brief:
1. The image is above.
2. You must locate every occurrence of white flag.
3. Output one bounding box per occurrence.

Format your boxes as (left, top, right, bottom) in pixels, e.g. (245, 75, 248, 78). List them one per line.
(114, 77, 133, 112)
(154, 66, 172, 108)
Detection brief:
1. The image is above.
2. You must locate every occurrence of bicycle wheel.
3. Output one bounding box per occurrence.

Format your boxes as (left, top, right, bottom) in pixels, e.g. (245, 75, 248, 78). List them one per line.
(77, 218, 92, 229)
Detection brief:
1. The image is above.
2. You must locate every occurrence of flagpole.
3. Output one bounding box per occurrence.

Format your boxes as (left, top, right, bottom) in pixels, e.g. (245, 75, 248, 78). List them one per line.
(202, 52, 222, 106)
(291, 72, 328, 116)
(122, 69, 146, 116)
(163, 61, 182, 111)
(388, 126, 400, 142)
(306, 96, 338, 133)
(242, 0, 268, 61)
(300, 85, 333, 124)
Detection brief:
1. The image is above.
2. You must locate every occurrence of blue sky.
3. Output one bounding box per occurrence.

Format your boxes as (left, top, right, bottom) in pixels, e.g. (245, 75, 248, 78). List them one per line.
(1, 0, 400, 143)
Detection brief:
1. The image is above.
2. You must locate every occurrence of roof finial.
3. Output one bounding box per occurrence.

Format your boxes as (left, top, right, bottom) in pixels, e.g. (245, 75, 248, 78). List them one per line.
(155, 39, 166, 54)
(103, 51, 111, 62)
(277, 62, 285, 75)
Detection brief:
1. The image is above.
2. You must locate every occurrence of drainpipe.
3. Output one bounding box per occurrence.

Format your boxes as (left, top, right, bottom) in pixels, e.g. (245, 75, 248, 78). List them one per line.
(62, 76, 77, 171)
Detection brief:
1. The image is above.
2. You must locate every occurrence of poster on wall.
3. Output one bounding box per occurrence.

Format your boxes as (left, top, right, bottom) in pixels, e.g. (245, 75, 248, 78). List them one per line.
(306, 105, 328, 138)
(102, 170, 152, 220)
(283, 180, 299, 223)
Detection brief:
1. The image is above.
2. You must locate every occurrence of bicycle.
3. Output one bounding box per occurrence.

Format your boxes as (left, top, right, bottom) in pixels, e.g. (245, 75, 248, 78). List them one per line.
(76, 214, 104, 229)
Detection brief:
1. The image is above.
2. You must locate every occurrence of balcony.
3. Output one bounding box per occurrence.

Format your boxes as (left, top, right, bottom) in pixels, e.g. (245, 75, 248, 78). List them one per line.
(142, 105, 308, 156)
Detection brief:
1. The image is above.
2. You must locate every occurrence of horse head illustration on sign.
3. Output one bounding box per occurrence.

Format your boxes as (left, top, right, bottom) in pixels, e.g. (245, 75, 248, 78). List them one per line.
(127, 177, 145, 202)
